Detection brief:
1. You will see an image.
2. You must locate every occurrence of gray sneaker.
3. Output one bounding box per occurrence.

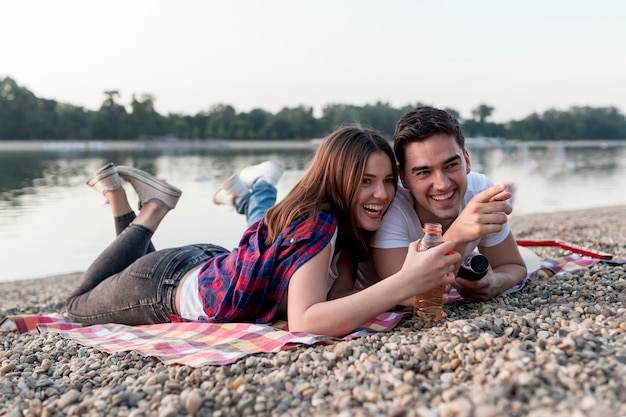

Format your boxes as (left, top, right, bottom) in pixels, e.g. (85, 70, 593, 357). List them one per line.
(86, 162, 121, 195)
(117, 166, 182, 210)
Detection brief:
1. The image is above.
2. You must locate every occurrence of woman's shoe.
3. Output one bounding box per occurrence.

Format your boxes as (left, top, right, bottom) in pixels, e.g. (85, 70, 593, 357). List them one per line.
(213, 174, 248, 207)
(86, 162, 121, 195)
(116, 166, 182, 210)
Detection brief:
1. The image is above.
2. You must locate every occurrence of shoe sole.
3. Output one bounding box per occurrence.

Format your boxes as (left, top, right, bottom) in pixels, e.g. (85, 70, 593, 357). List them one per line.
(86, 162, 116, 186)
(117, 166, 182, 197)
(86, 162, 122, 195)
(213, 174, 245, 205)
(239, 161, 283, 188)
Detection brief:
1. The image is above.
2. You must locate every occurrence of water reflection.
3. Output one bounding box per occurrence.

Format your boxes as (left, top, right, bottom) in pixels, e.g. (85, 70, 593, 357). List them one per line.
(466, 142, 626, 214)
(1, 141, 625, 282)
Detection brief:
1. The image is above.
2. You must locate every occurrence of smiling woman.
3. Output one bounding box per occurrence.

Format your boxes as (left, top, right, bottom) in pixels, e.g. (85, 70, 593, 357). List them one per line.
(354, 151, 396, 232)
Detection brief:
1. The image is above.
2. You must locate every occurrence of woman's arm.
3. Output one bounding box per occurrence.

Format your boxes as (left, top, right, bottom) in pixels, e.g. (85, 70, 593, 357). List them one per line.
(326, 250, 359, 300)
(287, 240, 460, 337)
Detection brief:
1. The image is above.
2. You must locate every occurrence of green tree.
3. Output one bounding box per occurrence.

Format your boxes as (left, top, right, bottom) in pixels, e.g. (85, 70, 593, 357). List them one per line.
(205, 104, 237, 139)
(444, 107, 461, 120)
(3, 75, 626, 142)
(92, 90, 129, 139)
(508, 106, 626, 140)
(233, 108, 271, 139)
(127, 93, 164, 139)
(471, 104, 495, 123)
(462, 104, 507, 138)
(0, 77, 42, 139)
(56, 103, 92, 139)
(270, 105, 318, 139)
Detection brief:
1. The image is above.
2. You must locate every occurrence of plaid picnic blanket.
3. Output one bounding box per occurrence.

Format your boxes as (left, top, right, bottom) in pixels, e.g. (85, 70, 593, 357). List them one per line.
(3, 254, 621, 366)
(445, 254, 624, 303)
(0, 312, 407, 366)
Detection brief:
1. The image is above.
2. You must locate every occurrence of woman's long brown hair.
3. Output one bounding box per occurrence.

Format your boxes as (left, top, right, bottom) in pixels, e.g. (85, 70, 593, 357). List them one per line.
(264, 124, 397, 258)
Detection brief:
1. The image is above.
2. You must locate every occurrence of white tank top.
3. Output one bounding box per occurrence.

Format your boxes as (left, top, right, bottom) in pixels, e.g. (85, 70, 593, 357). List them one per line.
(178, 229, 339, 321)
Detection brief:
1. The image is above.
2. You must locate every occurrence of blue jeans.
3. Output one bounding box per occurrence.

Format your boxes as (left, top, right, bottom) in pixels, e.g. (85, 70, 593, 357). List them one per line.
(65, 182, 276, 325)
(235, 181, 277, 226)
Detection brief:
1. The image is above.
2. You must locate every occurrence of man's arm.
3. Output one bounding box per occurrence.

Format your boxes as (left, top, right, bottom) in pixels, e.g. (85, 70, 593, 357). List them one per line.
(442, 183, 512, 276)
(371, 247, 408, 282)
(453, 232, 527, 302)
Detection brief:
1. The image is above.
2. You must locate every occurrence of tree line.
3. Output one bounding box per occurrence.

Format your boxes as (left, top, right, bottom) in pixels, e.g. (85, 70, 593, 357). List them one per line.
(1, 76, 625, 141)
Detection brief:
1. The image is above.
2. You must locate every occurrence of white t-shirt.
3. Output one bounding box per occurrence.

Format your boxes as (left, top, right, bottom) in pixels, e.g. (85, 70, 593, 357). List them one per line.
(370, 172, 510, 257)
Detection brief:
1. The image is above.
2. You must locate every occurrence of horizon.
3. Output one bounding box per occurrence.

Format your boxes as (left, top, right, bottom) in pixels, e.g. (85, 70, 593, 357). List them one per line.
(3, 0, 625, 122)
(7, 74, 625, 124)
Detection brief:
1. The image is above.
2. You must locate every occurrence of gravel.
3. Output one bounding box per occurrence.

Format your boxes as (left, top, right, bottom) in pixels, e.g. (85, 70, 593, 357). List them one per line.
(1, 205, 625, 417)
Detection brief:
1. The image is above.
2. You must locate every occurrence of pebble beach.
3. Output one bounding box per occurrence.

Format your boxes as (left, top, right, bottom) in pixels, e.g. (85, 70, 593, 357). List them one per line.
(1, 205, 625, 417)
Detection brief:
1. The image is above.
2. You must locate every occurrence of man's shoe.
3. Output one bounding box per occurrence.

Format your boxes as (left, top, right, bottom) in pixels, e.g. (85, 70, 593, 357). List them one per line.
(238, 161, 283, 188)
(86, 162, 121, 195)
(213, 174, 248, 207)
(116, 166, 182, 210)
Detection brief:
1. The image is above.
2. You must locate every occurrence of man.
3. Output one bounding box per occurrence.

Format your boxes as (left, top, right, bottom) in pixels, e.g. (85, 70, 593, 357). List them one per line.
(370, 106, 526, 302)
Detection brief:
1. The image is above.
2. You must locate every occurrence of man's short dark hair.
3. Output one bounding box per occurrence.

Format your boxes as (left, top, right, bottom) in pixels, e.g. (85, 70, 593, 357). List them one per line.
(393, 106, 465, 169)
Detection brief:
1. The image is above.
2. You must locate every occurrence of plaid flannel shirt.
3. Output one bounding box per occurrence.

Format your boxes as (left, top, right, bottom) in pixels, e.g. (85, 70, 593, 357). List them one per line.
(197, 211, 337, 323)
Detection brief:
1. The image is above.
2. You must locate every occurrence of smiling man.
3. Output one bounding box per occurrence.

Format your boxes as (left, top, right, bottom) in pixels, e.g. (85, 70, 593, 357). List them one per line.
(370, 106, 526, 302)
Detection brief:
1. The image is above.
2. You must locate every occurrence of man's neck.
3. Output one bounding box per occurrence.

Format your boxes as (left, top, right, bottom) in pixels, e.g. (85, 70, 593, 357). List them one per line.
(413, 201, 454, 233)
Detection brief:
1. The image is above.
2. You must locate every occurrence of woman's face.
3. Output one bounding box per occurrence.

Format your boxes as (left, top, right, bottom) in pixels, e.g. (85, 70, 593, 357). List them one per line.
(354, 150, 396, 232)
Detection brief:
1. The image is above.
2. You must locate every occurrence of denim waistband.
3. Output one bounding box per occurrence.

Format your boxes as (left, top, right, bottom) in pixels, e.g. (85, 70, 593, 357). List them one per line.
(159, 244, 230, 317)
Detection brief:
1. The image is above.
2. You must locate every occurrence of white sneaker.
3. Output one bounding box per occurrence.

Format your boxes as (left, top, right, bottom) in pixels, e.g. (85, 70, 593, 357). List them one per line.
(238, 161, 283, 188)
(213, 174, 249, 207)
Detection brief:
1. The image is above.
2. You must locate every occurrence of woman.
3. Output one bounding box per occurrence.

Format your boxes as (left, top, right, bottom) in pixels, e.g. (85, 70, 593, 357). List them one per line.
(66, 125, 459, 337)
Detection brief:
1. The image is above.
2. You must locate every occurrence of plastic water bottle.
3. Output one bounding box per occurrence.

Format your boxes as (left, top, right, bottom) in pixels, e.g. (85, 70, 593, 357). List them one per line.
(414, 222, 445, 322)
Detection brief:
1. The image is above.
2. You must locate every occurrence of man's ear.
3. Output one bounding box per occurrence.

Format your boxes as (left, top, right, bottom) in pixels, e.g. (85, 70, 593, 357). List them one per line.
(464, 149, 471, 174)
(397, 166, 408, 188)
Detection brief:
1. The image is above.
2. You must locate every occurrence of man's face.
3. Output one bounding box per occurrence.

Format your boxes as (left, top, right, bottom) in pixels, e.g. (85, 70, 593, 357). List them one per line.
(399, 133, 471, 229)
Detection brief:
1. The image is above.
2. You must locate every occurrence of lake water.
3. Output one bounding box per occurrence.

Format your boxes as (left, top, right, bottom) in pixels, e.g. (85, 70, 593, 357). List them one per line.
(1, 139, 626, 283)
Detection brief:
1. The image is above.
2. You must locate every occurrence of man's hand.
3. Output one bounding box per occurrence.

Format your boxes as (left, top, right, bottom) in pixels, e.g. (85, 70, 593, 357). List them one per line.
(453, 269, 501, 302)
(444, 183, 512, 244)
(453, 239, 527, 302)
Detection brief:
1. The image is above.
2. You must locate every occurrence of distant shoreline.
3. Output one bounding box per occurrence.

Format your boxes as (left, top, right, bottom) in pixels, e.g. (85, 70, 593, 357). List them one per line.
(0, 139, 320, 152)
(1, 138, 625, 152)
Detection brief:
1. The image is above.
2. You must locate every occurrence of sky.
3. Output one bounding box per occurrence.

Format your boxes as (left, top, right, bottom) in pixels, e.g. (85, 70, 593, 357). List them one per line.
(3, 0, 626, 122)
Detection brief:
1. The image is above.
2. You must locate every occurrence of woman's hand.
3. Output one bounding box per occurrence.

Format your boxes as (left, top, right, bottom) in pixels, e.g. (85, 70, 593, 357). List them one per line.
(399, 240, 460, 296)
